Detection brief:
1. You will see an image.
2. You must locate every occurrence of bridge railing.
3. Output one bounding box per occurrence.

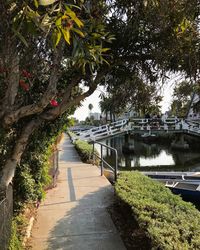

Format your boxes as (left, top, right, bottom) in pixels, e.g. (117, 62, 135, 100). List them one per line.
(184, 120, 200, 134)
(92, 141, 118, 181)
(74, 117, 200, 141)
(78, 119, 128, 141)
(129, 117, 184, 132)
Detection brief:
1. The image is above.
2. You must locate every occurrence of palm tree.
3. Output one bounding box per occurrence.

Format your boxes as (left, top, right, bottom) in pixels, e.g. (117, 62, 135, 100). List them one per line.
(99, 97, 113, 122)
(88, 103, 94, 115)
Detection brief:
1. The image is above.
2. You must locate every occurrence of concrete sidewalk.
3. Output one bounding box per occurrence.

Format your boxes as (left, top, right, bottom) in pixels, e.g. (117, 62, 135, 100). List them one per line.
(30, 134, 126, 250)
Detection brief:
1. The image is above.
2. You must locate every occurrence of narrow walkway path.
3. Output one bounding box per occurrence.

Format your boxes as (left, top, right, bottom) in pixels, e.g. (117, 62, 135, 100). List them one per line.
(30, 134, 126, 250)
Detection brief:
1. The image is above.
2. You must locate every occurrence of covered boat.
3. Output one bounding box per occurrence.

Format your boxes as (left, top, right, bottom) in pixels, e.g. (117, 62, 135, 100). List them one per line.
(143, 171, 200, 202)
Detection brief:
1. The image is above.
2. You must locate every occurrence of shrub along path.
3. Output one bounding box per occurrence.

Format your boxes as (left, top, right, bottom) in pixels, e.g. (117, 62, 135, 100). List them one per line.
(30, 134, 125, 250)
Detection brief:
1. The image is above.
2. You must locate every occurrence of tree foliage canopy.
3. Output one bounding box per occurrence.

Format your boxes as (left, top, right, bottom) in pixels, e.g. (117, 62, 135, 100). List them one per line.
(108, 0, 199, 75)
(170, 80, 200, 117)
(99, 0, 200, 117)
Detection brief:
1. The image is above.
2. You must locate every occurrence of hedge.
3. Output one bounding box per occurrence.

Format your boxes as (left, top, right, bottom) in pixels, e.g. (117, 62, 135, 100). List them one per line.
(74, 139, 99, 165)
(68, 131, 77, 142)
(115, 171, 200, 250)
(9, 214, 28, 250)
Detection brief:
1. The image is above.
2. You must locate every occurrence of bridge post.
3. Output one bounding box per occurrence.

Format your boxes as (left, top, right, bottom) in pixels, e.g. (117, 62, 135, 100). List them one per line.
(171, 134, 189, 150)
(106, 125, 109, 135)
(125, 133, 129, 144)
(164, 123, 168, 131)
(122, 133, 134, 153)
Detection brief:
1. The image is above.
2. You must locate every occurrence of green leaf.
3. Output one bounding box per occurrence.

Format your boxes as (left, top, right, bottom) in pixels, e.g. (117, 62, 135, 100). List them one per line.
(62, 29, 70, 44)
(12, 28, 29, 47)
(39, 0, 58, 6)
(52, 28, 62, 47)
(64, 4, 81, 10)
(71, 28, 85, 37)
(92, 33, 102, 39)
(102, 58, 110, 65)
(55, 17, 62, 28)
(65, 7, 84, 28)
(101, 48, 110, 52)
(34, 0, 39, 8)
(55, 29, 62, 46)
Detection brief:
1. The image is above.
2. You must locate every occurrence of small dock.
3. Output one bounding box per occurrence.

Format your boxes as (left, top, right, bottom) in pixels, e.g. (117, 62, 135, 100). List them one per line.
(30, 134, 125, 250)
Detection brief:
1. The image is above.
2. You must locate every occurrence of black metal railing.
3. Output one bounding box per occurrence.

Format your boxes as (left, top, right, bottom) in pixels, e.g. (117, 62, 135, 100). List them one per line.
(92, 141, 118, 181)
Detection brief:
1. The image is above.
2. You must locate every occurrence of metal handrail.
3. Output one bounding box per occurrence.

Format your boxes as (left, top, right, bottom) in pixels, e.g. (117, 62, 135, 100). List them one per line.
(92, 141, 118, 181)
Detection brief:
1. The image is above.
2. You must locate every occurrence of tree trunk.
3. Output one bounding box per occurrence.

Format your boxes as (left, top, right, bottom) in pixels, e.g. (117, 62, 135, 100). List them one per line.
(0, 119, 42, 193)
(0, 42, 19, 119)
(113, 113, 116, 122)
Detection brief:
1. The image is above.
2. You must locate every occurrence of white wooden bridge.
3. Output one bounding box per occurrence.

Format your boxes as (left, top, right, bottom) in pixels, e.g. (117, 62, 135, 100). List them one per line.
(71, 118, 200, 142)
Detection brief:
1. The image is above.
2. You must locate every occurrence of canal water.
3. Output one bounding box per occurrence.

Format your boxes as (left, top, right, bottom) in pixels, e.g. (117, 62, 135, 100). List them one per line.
(98, 135, 200, 172)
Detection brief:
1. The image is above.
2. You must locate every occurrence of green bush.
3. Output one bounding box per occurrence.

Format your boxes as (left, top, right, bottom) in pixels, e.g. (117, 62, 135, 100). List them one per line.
(68, 131, 77, 141)
(115, 171, 200, 250)
(9, 215, 28, 250)
(74, 139, 99, 165)
(13, 116, 73, 211)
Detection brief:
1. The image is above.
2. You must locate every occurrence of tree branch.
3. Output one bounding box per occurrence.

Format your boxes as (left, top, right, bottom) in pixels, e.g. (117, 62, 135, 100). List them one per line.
(0, 68, 105, 192)
(2, 41, 65, 127)
(41, 69, 107, 120)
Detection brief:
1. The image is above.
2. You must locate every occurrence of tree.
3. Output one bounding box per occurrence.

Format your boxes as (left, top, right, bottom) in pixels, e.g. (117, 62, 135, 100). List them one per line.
(170, 81, 198, 117)
(99, 96, 112, 122)
(100, 76, 162, 117)
(0, 0, 112, 193)
(99, 0, 200, 115)
(108, 0, 200, 78)
(88, 103, 94, 113)
(99, 95, 116, 122)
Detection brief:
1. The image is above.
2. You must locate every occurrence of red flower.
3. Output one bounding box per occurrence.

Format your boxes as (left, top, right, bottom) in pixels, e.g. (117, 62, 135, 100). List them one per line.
(22, 69, 32, 78)
(19, 80, 29, 91)
(50, 99, 58, 107)
(0, 67, 7, 73)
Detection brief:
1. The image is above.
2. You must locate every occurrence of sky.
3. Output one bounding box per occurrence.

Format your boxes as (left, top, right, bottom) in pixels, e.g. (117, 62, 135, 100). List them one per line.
(73, 83, 175, 121)
(73, 89, 102, 121)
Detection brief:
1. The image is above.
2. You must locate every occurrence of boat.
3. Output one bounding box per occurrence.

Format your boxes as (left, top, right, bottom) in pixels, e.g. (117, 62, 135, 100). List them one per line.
(165, 181, 200, 202)
(141, 133, 157, 142)
(142, 172, 200, 202)
(141, 133, 156, 138)
(143, 171, 200, 181)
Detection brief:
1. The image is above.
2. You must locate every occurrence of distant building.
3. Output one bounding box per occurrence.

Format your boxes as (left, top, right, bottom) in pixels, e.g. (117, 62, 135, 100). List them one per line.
(89, 112, 101, 120)
(118, 110, 138, 120)
(187, 93, 200, 120)
(100, 110, 138, 121)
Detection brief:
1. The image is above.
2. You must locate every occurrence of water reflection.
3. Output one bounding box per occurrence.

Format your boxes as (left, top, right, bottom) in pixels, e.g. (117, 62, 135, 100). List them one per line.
(98, 135, 200, 172)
